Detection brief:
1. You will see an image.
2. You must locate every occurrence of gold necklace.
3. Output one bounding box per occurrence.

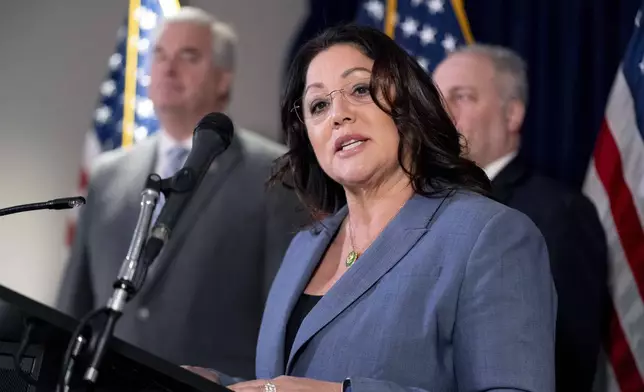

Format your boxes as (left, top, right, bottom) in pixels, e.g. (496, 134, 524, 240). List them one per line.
(346, 218, 360, 267)
(345, 198, 410, 268)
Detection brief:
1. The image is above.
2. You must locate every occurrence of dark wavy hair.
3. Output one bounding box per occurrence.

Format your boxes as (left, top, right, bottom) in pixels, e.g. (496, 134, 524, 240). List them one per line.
(270, 24, 491, 217)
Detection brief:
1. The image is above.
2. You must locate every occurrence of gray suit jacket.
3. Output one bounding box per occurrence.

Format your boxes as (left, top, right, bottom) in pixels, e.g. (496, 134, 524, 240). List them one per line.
(56, 128, 309, 379)
(255, 191, 557, 391)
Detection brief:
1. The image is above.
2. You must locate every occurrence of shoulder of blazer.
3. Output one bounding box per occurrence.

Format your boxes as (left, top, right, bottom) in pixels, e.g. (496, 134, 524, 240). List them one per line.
(88, 137, 157, 180)
(85, 136, 158, 198)
(494, 157, 587, 212)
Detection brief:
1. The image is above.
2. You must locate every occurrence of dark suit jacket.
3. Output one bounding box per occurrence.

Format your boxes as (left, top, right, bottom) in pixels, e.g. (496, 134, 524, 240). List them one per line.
(491, 157, 609, 392)
(56, 128, 310, 379)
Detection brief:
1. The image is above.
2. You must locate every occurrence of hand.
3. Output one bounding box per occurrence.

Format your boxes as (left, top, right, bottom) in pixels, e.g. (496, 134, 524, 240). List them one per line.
(229, 376, 341, 392)
(181, 365, 220, 383)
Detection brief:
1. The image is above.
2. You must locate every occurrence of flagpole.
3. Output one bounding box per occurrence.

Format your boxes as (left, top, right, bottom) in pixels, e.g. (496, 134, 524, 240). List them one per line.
(385, 0, 397, 38)
(122, 0, 142, 148)
(450, 0, 474, 43)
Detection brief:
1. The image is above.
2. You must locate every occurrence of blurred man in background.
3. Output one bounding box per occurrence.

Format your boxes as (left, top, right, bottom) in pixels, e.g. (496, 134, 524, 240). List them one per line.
(57, 7, 308, 380)
(434, 44, 609, 392)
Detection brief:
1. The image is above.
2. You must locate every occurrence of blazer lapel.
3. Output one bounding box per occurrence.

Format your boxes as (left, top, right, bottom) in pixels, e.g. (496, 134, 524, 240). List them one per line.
(262, 213, 344, 376)
(285, 192, 452, 373)
(137, 131, 244, 301)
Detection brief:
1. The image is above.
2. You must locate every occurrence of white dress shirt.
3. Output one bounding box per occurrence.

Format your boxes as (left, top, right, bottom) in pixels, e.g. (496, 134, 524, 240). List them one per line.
(483, 150, 518, 181)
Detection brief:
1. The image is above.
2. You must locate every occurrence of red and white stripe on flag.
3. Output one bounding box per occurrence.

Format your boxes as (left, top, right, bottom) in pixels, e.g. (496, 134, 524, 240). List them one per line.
(583, 3, 644, 391)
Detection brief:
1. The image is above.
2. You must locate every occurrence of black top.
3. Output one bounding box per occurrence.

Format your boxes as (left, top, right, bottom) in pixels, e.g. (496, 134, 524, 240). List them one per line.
(284, 293, 322, 365)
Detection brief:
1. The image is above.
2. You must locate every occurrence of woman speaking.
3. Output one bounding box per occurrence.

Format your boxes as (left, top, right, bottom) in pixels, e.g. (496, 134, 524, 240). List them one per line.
(190, 24, 556, 392)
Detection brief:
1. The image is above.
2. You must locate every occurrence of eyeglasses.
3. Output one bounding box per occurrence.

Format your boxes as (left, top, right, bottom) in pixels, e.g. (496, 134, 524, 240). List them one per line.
(292, 78, 374, 125)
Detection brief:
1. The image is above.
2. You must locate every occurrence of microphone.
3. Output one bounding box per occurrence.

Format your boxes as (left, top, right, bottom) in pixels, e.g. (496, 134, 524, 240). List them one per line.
(0, 196, 86, 217)
(140, 112, 234, 271)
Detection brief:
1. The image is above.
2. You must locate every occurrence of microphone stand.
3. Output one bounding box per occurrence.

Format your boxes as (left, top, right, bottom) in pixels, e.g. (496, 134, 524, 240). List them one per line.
(56, 174, 162, 391)
(82, 174, 162, 385)
(59, 169, 198, 390)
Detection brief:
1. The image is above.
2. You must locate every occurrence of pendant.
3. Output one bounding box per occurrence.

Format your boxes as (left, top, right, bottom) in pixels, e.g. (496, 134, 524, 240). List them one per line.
(346, 250, 359, 267)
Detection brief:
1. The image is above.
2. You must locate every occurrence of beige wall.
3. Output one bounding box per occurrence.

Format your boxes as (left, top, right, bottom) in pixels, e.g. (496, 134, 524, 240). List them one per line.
(0, 0, 306, 306)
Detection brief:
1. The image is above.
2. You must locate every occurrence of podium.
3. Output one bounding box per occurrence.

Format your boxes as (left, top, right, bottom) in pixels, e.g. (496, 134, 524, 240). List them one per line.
(0, 284, 230, 392)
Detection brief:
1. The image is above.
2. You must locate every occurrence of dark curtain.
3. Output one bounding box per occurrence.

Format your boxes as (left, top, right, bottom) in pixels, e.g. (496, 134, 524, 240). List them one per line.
(283, 0, 640, 189)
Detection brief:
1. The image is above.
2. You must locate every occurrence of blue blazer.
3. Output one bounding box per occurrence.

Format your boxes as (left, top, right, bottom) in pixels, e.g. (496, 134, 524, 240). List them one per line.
(255, 191, 557, 392)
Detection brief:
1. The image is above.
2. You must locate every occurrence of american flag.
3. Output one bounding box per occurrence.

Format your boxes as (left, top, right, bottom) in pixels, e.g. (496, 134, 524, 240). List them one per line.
(354, 0, 473, 72)
(583, 1, 644, 390)
(65, 0, 180, 247)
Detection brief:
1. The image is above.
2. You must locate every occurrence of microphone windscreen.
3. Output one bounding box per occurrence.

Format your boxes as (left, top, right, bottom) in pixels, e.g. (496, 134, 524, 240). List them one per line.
(195, 112, 234, 147)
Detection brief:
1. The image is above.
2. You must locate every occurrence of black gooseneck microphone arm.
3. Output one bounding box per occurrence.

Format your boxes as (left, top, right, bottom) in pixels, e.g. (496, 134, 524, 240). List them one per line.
(0, 197, 86, 217)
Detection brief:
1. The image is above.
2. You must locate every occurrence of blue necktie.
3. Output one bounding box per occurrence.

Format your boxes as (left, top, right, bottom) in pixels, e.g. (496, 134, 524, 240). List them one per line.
(153, 146, 189, 223)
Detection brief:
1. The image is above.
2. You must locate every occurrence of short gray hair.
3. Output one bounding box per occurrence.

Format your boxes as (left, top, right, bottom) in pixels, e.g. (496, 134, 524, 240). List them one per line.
(155, 7, 237, 71)
(453, 44, 528, 105)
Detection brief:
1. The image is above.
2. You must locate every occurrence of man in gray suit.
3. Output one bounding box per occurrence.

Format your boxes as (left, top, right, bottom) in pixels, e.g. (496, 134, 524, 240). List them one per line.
(56, 7, 308, 380)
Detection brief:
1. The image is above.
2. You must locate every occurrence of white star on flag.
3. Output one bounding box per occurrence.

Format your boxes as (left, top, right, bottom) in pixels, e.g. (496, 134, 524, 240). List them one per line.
(137, 7, 158, 31)
(138, 38, 150, 52)
(134, 126, 149, 141)
(138, 69, 151, 87)
(442, 34, 457, 52)
(365, 0, 385, 21)
(95, 106, 112, 124)
(419, 25, 437, 45)
(109, 53, 123, 70)
(427, 0, 444, 14)
(136, 97, 155, 118)
(400, 17, 419, 38)
(100, 80, 117, 97)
